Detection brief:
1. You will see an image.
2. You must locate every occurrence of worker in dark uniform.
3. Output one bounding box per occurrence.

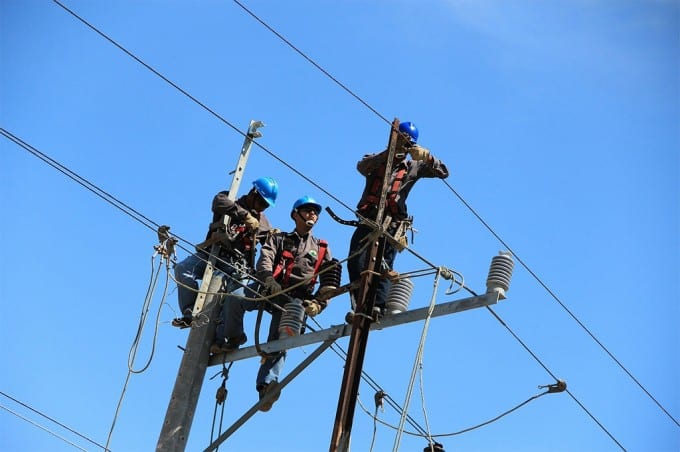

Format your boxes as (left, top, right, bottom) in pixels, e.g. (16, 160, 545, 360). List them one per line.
(347, 121, 449, 316)
(171, 177, 279, 329)
(217, 196, 341, 411)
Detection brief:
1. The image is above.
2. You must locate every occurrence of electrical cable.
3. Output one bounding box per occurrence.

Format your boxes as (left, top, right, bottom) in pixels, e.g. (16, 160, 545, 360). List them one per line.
(106, 254, 172, 450)
(42, 0, 679, 439)
(1, 127, 160, 234)
(0, 403, 88, 451)
(392, 270, 441, 451)
(226, 0, 679, 430)
(0, 391, 109, 451)
(52, 0, 355, 215)
(444, 181, 679, 429)
(459, 287, 625, 450)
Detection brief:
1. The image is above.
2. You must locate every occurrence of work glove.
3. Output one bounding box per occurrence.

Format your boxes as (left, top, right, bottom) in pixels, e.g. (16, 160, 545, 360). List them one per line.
(408, 145, 431, 162)
(303, 299, 322, 317)
(262, 276, 282, 296)
(243, 212, 260, 231)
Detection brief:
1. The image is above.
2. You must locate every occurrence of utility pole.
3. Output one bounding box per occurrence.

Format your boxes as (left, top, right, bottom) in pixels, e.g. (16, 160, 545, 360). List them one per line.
(156, 120, 264, 452)
(330, 118, 400, 452)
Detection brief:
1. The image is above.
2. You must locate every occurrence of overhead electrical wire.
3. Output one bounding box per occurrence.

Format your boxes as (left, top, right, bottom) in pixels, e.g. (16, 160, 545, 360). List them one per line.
(3, 122, 624, 448)
(37, 0, 675, 445)
(224, 0, 679, 430)
(0, 391, 108, 451)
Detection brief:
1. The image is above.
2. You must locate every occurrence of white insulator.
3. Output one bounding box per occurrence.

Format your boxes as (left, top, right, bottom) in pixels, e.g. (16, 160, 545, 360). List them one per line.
(385, 278, 414, 314)
(278, 299, 305, 337)
(486, 251, 514, 300)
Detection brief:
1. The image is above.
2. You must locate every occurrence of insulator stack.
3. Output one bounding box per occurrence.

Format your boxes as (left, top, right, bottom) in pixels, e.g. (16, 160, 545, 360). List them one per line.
(319, 258, 342, 288)
(385, 278, 414, 314)
(486, 251, 514, 300)
(278, 299, 305, 337)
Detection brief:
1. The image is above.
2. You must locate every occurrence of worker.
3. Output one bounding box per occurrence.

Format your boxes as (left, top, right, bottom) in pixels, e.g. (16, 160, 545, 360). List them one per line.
(216, 196, 341, 411)
(171, 177, 279, 329)
(347, 121, 449, 317)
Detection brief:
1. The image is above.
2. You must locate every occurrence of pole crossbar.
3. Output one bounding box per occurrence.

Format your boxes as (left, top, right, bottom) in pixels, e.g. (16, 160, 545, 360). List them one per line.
(208, 293, 499, 367)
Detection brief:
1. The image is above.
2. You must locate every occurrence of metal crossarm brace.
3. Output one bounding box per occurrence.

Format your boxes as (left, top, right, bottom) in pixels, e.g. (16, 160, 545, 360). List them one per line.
(204, 339, 336, 452)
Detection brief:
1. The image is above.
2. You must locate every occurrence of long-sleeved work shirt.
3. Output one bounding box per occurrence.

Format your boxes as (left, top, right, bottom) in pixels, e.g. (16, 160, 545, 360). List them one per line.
(256, 230, 333, 298)
(356, 149, 449, 221)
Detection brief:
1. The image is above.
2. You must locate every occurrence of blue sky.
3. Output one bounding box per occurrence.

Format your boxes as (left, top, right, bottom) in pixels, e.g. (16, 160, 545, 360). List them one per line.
(1, 1, 678, 451)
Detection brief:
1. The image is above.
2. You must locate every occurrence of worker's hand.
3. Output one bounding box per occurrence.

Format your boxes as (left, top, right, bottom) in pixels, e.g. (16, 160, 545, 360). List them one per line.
(303, 299, 322, 317)
(243, 212, 260, 231)
(315, 285, 337, 302)
(408, 145, 431, 161)
(262, 276, 282, 296)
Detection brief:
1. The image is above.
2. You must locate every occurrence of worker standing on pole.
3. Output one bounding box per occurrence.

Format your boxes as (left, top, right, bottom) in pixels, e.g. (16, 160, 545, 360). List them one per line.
(172, 177, 279, 330)
(347, 122, 449, 317)
(219, 196, 341, 411)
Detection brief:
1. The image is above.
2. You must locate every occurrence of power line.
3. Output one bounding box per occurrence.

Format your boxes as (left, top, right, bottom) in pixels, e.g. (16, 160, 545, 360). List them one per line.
(0, 391, 108, 451)
(46, 0, 677, 440)
(1, 127, 159, 234)
(446, 181, 680, 428)
(229, 0, 680, 429)
(52, 0, 355, 217)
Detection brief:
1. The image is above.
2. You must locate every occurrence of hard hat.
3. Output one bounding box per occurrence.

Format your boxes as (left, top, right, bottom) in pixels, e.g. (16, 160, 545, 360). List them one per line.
(252, 177, 279, 207)
(291, 196, 322, 218)
(398, 121, 419, 144)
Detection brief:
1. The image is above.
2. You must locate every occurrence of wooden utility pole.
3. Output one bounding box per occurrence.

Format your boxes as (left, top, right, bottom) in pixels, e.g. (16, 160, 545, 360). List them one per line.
(330, 119, 401, 451)
(156, 121, 264, 452)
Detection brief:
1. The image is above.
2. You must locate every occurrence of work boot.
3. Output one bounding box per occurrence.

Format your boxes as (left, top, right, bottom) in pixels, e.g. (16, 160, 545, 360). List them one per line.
(171, 309, 193, 329)
(221, 333, 247, 352)
(209, 340, 225, 355)
(257, 382, 281, 412)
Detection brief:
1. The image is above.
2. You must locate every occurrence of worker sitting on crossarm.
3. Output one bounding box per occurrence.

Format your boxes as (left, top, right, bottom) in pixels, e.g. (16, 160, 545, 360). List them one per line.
(172, 177, 278, 331)
(217, 196, 341, 412)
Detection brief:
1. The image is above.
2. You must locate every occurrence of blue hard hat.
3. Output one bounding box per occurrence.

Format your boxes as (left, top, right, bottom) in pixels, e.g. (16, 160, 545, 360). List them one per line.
(291, 196, 322, 218)
(252, 177, 279, 207)
(398, 121, 419, 144)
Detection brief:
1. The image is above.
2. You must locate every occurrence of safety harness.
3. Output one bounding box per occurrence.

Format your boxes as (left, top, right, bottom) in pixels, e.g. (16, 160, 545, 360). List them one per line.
(358, 164, 407, 219)
(272, 236, 328, 295)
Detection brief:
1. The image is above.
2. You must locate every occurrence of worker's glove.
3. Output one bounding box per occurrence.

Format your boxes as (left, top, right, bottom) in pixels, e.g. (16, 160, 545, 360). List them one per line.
(315, 285, 337, 302)
(396, 234, 408, 251)
(243, 212, 260, 231)
(262, 276, 282, 296)
(408, 145, 431, 162)
(303, 299, 322, 317)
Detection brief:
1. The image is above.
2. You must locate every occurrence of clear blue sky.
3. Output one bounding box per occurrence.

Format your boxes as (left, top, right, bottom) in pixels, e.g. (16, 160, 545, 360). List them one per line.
(1, 1, 678, 451)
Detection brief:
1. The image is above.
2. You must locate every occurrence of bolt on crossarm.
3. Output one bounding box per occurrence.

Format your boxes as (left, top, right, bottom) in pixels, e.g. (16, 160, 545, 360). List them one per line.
(329, 118, 401, 452)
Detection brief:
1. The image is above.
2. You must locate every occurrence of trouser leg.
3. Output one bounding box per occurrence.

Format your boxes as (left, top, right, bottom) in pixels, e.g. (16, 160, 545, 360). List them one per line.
(174, 253, 206, 314)
(256, 295, 287, 388)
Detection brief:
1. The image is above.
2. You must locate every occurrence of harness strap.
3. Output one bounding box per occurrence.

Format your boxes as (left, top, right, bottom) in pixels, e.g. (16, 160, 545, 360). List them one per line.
(359, 167, 407, 217)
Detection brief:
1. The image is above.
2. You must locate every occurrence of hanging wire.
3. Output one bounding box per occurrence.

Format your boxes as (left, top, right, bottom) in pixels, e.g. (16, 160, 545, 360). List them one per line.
(392, 270, 441, 451)
(0, 391, 109, 451)
(106, 252, 173, 450)
(306, 319, 431, 438)
(357, 386, 553, 439)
